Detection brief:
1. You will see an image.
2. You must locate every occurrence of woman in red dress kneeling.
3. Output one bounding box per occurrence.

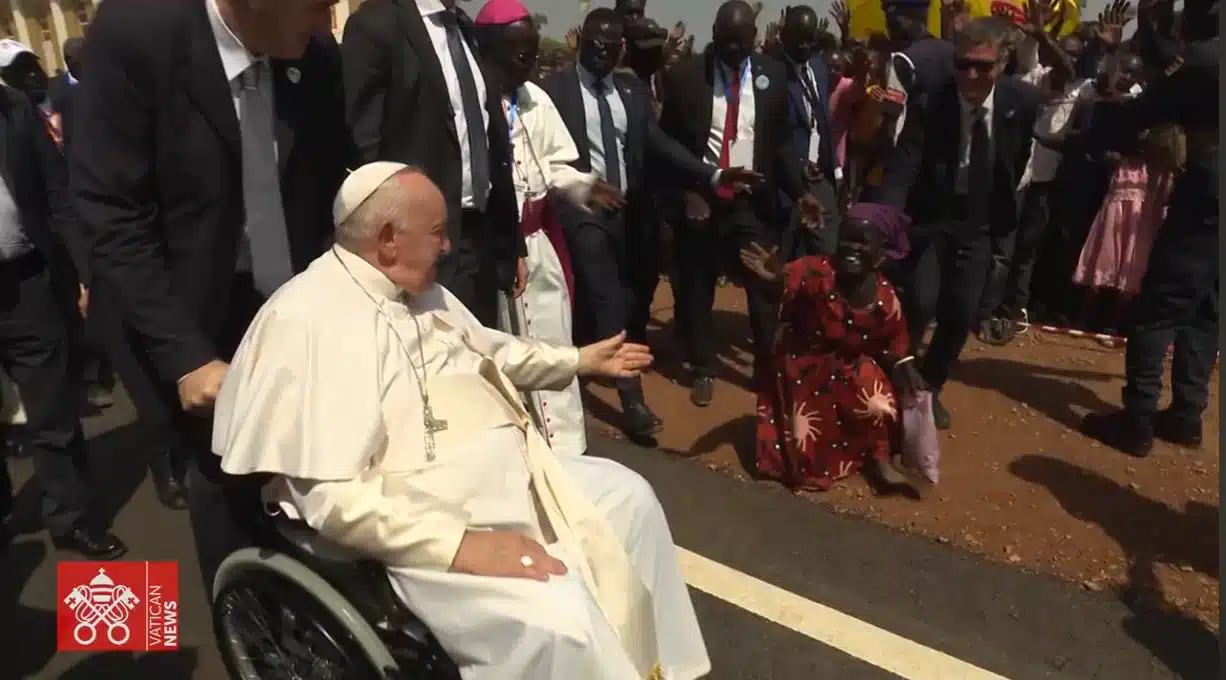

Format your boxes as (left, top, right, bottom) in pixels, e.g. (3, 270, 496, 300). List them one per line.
(741, 204, 923, 492)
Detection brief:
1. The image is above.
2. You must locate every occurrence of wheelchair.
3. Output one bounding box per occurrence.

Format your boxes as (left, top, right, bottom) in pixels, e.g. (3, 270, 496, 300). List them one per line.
(210, 509, 462, 680)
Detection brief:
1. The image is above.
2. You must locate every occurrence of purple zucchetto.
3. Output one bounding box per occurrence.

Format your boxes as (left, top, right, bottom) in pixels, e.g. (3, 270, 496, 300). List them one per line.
(845, 202, 912, 261)
(474, 0, 530, 25)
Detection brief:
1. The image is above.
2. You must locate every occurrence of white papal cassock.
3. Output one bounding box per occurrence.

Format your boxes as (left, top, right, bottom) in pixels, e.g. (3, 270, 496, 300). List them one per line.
(495, 80, 592, 457)
(212, 245, 710, 680)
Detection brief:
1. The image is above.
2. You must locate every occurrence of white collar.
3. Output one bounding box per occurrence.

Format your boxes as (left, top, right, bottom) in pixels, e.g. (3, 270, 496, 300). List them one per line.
(332, 245, 403, 302)
(416, 0, 451, 18)
(576, 63, 613, 91)
(206, 0, 259, 82)
(960, 85, 995, 118)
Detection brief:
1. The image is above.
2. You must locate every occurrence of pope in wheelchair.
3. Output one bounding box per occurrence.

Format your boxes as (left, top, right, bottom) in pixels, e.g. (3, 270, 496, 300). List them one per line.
(208, 162, 712, 680)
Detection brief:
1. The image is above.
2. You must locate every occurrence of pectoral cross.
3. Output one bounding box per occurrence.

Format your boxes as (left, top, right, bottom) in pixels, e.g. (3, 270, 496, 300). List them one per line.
(423, 400, 448, 462)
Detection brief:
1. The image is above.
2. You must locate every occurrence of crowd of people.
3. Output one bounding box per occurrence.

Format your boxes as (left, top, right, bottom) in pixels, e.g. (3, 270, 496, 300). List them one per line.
(0, 0, 1215, 676)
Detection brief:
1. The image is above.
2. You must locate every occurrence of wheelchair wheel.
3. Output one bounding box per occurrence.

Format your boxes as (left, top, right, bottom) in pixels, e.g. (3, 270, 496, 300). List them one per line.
(214, 567, 388, 680)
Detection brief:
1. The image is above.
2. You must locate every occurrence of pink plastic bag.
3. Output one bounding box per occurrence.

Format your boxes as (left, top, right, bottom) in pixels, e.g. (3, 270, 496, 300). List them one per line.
(901, 391, 940, 484)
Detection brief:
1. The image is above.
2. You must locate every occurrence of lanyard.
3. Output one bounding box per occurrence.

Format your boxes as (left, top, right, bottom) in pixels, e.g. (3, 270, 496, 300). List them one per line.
(506, 92, 519, 133)
(722, 59, 751, 103)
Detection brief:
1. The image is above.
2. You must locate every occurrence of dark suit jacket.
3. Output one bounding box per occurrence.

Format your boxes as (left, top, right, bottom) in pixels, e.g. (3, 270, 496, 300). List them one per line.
(877, 75, 1043, 238)
(341, 0, 522, 285)
(0, 85, 80, 280)
(781, 55, 836, 198)
(659, 49, 806, 229)
(541, 65, 715, 235)
(70, 0, 354, 385)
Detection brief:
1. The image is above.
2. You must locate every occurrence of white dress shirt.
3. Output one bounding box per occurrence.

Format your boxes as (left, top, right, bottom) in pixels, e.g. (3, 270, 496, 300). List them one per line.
(955, 86, 994, 195)
(706, 60, 756, 169)
(416, 0, 490, 209)
(206, 0, 280, 273)
(1016, 40, 1089, 188)
(575, 64, 627, 186)
(788, 57, 823, 165)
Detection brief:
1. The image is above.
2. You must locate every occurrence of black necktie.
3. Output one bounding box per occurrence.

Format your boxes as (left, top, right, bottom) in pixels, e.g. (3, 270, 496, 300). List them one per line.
(439, 11, 489, 210)
(592, 79, 622, 191)
(967, 107, 991, 225)
(798, 66, 821, 128)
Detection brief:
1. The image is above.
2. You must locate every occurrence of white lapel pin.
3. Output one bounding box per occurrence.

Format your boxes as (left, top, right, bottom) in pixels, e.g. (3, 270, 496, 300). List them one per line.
(286, 67, 301, 84)
(755, 74, 770, 91)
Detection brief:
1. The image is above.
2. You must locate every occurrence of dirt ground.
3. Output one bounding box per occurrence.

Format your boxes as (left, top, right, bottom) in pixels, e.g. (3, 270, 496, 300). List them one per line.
(583, 281, 1220, 628)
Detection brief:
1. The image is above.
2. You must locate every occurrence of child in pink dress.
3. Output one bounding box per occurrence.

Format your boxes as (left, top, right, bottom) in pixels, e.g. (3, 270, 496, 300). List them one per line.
(1073, 124, 1180, 341)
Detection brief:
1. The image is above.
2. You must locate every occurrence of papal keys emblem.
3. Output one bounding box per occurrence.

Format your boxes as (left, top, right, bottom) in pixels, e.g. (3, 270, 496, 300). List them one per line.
(63, 567, 142, 646)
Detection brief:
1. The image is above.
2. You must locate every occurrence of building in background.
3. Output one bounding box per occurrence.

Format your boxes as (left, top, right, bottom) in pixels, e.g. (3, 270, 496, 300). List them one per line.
(0, 0, 364, 72)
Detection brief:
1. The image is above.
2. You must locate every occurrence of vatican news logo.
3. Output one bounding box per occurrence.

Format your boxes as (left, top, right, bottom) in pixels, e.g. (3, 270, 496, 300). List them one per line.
(56, 561, 180, 652)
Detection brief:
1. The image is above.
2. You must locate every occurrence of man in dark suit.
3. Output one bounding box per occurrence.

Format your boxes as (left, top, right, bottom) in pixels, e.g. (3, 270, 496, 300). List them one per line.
(1079, 1, 1219, 457)
(342, 0, 523, 328)
(0, 83, 121, 558)
(542, 7, 756, 438)
(72, 0, 353, 586)
(659, 0, 817, 408)
(878, 16, 1042, 429)
(879, 0, 956, 147)
(777, 4, 840, 258)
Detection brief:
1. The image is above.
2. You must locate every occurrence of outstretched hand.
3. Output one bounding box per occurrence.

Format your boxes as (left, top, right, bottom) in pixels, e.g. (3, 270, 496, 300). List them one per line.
(717, 166, 764, 192)
(578, 331, 653, 378)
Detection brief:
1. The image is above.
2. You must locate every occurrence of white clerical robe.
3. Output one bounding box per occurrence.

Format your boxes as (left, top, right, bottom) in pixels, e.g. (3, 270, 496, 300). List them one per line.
(495, 80, 593, 457)
(213, 246, 710, 680)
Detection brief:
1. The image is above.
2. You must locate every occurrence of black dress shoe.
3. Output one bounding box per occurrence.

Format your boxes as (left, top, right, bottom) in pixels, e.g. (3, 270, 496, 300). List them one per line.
(1081, 410, 1154, 457)
(51, 524, 128, 560)
(623, 402, 663, 439)
(931, 394, 951, 430)
(1154, 410, 1202, 448)
(690, 376, 714, 407)
(152, 468, 189, 510)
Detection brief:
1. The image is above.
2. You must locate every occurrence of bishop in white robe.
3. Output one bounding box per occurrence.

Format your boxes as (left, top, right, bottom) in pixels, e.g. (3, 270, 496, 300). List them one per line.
(212, 162, 711, 680)
(477, 1, 619, 458)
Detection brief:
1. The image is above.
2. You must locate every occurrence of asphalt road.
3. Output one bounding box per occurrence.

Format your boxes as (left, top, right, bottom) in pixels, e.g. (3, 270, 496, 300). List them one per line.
(1, 395, 1217, 680)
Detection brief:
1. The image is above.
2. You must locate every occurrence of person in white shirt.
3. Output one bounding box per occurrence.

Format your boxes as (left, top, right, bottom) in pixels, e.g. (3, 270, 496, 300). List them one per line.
(213, 162, 711, 680)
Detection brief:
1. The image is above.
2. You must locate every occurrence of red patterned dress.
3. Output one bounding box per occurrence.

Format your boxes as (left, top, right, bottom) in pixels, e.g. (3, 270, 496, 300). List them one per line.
(754, 255, 910, 491)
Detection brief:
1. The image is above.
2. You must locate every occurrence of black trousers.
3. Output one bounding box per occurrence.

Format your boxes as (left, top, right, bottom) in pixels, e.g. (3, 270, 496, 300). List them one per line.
(436, 208, 505, 328)
(91, 283, 185, 481)
(0, 251, 90, 533)
(978, 182, 1052, 319)
(566, 207, 629, 346)
(181, 274, 268, 594)
(1122, 257, 1219, 421)
(671, 196, 779, 378)
(896, 225, 992, 391)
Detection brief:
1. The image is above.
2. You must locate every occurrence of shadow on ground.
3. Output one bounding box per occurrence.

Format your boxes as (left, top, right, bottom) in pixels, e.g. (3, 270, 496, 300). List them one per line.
(8, 422, 147, 534)
(1010, 454, 1220, 679)
(954, 357, 1119, 429)
(0, 540, 57, 678)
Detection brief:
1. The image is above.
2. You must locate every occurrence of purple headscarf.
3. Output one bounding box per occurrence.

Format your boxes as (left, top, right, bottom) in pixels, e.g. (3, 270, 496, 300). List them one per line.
(845, 202, 911, 261)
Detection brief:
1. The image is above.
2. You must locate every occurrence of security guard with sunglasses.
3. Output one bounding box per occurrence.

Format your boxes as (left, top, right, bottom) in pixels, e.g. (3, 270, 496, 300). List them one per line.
(1078, 0, 1219, 457)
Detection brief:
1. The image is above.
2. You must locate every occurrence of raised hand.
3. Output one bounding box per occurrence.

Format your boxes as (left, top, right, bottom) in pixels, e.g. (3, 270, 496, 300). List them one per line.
(1095, 0, 1135, 46)
(738, 242, 784, 283)
(830, 0, 851, 39)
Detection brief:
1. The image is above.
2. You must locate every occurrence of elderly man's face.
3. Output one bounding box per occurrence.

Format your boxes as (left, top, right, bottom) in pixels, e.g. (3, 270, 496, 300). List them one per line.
(954, 41, 1002, 105)
(379, 175, 450, 294)
(245, 0, 337, 59)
